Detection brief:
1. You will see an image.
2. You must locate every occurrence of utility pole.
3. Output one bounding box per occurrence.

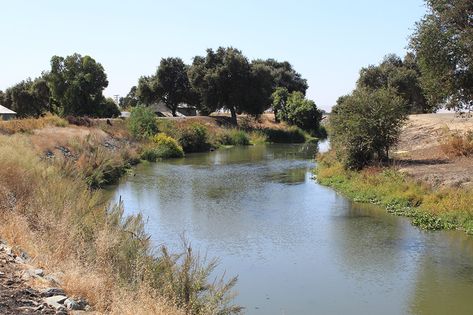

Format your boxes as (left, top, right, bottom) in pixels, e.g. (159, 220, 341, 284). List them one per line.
(113, 95, 120, 107)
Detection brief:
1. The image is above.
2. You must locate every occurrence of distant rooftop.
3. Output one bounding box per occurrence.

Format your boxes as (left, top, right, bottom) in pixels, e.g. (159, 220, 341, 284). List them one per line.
(0, 105, 16, 115)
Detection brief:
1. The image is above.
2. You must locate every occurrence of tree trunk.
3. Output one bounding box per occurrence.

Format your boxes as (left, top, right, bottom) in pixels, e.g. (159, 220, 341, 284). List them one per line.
(274, 109, 280, 123)
(172, 105, 177, 117)
(230, 107, 237, 125)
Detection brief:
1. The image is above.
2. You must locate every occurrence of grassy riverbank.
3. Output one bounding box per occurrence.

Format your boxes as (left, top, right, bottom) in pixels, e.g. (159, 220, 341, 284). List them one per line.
(315, 151, 473, 234)
(0, 113, 317, 314)
(0, 116, 248, 314)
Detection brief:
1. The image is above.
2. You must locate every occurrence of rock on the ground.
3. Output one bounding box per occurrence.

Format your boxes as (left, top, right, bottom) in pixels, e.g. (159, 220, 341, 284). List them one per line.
(41, 287, 66, 297)
(64, 298, 82, 310)
(44, 295, 67, 309)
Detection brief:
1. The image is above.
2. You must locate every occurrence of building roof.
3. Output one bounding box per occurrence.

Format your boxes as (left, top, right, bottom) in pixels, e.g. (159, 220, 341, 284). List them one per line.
(0, 105, 16, 115)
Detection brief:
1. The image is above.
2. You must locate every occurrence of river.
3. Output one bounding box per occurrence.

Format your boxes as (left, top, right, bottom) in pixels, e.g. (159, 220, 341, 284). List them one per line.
(108, 142, 473, 314)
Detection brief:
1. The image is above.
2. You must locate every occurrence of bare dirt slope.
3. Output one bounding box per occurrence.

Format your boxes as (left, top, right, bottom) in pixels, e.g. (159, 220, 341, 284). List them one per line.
(394, 113, 473, 188)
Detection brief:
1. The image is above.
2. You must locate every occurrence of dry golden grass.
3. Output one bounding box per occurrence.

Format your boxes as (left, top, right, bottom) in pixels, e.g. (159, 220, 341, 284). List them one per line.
(0, 132, 240, 314)
(0, 135, 181, 313)
(0, 114, 68, 134)
(440, 130, 473, 157)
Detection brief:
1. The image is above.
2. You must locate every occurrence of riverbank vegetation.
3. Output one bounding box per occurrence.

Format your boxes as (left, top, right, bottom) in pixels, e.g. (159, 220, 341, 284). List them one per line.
(0, 130, 242, 314)
(127, 105, 317, 162)
(317, 0, 473, 234)
(316, 152, 473, 233)
(0, 108, 318, 313)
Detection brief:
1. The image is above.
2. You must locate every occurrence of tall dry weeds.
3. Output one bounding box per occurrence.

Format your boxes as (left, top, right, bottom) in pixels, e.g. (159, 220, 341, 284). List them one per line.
(0, 134, 241, 314)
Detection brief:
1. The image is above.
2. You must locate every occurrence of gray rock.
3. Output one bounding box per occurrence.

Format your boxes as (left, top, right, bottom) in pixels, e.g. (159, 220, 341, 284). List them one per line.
(23, 268, 44, 279)
(41, 287, 65, 297)
(15, 256, 25, 264)
(19, 250, 30, 261)
(64, 298, 82, 310)
(5, 247, 13, 256)
(55, 306, 68, 315)
(44, 295, 67, 309)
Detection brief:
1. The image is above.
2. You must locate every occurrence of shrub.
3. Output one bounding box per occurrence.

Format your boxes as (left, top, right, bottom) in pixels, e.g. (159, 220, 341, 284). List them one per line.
(263, 126, 306, 143)
(178, 123, 211, 153)
(215, 129, 250, 146)
(65, 116, 94, 127)
(61, 135, 138, 188)
(141, 134, 184, 161)
(128, 106, 158, 139)
(280, 91, 323, 133)
(249, 130, 268, 144)
(440, 130, 473, 157)
(98, 97, 121, 118)
(330, 88, 408, 169)
(315, 124, 328, 139)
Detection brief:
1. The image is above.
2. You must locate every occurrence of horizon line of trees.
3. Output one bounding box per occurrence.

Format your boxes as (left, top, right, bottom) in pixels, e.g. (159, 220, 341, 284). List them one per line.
(121, 46, 323, 131)
(1, 48, 323, 133)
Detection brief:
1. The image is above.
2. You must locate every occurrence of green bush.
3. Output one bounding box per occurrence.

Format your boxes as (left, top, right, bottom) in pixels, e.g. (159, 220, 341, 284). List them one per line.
(141, 133, 184, 161)
(96, 97, 121, 118)
(282, 92, 323, 133)
(315, 125, 328, 139)
(153, 133, 184, 158)
(128, 106, 158, 139)
(178, 123, 211, 153)
(330, 88, 408, 170)
(263, 126, 306, 143)
(215, 129, 250, 146)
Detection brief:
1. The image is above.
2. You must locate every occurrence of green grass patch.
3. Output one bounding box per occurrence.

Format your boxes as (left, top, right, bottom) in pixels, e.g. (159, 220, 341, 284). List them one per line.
(315, 151, 473, 234)
(215, 129, 251, 146)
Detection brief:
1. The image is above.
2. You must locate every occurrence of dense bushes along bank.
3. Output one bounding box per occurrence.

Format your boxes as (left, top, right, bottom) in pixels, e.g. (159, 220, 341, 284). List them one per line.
(315, 151, 473, 234)
(127, 107, 320, 163)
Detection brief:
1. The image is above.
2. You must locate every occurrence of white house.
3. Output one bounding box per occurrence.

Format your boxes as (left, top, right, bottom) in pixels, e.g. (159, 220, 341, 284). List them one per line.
(0, 105, 16, 120)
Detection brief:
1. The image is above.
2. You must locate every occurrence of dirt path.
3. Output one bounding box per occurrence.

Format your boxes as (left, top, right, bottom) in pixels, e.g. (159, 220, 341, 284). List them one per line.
(394, 113, 473, 188)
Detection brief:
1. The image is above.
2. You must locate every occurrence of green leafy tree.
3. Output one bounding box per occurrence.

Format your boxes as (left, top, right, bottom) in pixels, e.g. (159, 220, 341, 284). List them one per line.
(281, 91, 323, 133)
(189, 47, 264, 124)
(119, 86, 139, 108)
(98, 97, 121, 118)
(410, 0, 473, 110)
(271, 87, 289, 123)
(155, 57, 194, 116)
(127, 106, 158, 139)
(253, 59, 308, 94)
(47, 53, 116, 117)
(330, 88, 408, 169)
(244, 62, 274, 117)
(357, 54, 435, 113)
(2, 77, 52, 117)
(136, 76, 157, 105)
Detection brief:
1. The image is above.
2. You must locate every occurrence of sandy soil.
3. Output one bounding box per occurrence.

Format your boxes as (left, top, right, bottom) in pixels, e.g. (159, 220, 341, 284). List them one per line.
(394, 113, 473, 188)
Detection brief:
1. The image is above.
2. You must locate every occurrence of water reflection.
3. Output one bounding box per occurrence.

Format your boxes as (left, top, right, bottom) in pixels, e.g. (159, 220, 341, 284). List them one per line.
(108, 142, 473, 315)
(408, 231, 473, 315)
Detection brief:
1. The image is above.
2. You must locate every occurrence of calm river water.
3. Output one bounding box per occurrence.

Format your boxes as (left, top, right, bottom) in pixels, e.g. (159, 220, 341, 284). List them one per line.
(109, 143, 473, 315)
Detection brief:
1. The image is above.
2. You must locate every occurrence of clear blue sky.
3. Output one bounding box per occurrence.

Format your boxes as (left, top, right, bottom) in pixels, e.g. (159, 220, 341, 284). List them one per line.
(0, 0, 427, 111)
